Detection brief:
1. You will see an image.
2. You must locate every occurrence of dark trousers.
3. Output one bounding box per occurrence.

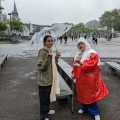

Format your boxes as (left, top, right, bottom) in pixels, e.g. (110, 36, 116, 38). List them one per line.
(81, 102, 99, 116)
(38, 85, 51, 120)
(93, 39, 97, 44)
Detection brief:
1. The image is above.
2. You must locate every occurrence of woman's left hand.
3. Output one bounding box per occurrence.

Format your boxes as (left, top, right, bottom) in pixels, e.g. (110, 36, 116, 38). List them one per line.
(56, 51, 61, 57)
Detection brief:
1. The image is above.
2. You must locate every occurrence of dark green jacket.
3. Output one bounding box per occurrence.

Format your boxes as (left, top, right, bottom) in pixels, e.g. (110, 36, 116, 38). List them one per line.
(37, 48, 58, 86)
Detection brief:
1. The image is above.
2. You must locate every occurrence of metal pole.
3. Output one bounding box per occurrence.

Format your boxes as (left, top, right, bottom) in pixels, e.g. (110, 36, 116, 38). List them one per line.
(111, 17, 114, 38)
(71, 79, 74, 114)
(8, 13, 12, 35)
(10, 14, 12, 32)
(0, 0, 1, 20)
(0, 0, 1, 7)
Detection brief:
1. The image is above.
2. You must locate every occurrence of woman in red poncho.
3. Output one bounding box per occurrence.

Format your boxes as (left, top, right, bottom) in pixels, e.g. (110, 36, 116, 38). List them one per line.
(71, 37, 108, 120)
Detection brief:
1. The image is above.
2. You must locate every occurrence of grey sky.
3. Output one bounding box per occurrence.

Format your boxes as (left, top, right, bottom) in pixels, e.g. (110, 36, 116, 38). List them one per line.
(2, 0, 120, 25)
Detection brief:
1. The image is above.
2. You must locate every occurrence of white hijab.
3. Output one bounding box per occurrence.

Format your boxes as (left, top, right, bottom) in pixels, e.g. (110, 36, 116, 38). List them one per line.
(74, 37, 100, 65)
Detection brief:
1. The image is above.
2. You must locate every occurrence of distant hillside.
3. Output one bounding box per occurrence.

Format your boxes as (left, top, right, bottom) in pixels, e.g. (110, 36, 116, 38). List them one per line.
(85, 20, 102, 29)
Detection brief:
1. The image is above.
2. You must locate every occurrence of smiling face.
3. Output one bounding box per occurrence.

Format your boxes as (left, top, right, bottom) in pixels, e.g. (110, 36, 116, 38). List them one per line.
(78, 42, 86, 52)
(44, 36, 53, 48)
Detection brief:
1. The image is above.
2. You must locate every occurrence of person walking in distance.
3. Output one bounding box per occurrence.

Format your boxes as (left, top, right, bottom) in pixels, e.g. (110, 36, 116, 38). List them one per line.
(93, 34, 97, 44)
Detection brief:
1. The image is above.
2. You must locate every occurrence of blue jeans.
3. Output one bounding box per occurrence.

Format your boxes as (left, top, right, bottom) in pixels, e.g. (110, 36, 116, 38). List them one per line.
(81, 102, 99, 116)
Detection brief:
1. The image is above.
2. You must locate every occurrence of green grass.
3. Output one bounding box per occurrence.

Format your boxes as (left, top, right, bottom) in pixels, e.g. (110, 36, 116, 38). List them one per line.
(0, 40, 12, 44)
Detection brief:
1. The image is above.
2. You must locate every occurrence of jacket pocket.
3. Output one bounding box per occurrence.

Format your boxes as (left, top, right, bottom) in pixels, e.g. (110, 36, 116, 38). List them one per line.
(40, 72, 49, 84)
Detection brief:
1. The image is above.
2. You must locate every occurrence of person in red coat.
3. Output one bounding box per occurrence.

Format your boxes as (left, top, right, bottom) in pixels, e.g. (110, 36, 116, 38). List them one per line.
(71, 37, 108, 120)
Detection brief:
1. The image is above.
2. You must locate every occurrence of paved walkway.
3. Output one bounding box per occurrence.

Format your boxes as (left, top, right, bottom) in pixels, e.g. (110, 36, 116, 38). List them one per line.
(0, 38, 120, 120)
(0, 37, 120, 58)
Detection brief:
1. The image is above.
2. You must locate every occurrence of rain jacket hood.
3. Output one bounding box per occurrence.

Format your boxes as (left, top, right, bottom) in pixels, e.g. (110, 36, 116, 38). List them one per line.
(75, 37, 100, 65)
(77, 37, 91, 51)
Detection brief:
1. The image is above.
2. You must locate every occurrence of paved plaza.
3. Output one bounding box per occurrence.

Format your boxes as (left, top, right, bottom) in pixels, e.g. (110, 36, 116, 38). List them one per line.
(0, 37, 120, 58)
(0, 37, 120, 120)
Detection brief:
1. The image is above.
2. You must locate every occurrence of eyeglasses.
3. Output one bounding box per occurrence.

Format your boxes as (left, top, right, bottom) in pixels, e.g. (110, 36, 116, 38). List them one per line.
(46, 40, 53, 42)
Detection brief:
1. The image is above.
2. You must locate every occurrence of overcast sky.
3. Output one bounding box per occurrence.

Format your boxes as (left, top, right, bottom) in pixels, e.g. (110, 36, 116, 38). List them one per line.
(2, 0, 120, 25)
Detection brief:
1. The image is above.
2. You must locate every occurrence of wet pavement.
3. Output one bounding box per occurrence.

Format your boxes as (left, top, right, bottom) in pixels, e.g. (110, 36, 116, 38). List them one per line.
(0, 37, 120, 58)
(0, 38, 120, 120)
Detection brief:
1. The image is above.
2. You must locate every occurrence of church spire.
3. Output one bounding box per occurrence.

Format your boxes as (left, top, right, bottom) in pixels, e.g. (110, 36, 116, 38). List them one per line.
(13, 1, 18, 13)
(12, 1, 19, 19)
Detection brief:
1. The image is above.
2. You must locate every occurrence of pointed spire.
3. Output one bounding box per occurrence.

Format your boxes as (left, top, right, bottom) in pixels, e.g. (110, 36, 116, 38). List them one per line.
(13, 1, 18, 13)
(12, 1, 19, 19)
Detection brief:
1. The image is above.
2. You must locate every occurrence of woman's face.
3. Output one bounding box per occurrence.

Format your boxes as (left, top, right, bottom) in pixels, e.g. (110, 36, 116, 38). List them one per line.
(44, 37, 53, 48)
(78, 42, 86, 51)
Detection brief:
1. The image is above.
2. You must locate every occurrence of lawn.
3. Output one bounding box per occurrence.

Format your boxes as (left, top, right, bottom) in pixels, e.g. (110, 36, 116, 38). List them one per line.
(0, 40, 12, 44)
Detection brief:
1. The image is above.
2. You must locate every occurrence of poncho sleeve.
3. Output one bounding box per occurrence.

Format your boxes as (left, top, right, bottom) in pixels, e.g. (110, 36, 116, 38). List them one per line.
(81, 53, 99, 72)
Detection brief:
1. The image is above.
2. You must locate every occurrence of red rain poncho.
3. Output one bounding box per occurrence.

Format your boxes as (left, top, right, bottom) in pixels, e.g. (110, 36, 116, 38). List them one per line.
(72, 37, 108, 104)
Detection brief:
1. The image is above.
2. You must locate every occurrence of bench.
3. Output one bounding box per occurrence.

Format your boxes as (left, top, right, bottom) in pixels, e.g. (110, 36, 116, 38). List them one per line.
(0, 53, 8, 69)
(106, 62, 120, 75)
(114, 60, 120, 64)
(56, 59, 73, 105)
(57, 59, 72, 84)
(56, 73, 73, 105)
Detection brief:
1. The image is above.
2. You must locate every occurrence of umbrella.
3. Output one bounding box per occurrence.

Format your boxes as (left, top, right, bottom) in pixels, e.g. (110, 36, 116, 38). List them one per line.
(28, 23, 72, 47)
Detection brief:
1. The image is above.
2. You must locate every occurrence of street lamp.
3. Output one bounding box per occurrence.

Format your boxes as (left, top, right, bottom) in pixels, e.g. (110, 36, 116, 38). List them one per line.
(111, 16, 114, 38)
(8, 13, 12, 34)
(0, 0, 5, 9)
(0, 0, 5, 8)
(0, 0, 5, 20)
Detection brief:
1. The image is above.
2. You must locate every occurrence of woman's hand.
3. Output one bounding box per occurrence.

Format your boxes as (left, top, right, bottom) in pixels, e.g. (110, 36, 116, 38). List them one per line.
(56, 51, 61, 57)
(75, 59, 82, 65)
(48, 48, 52, 55)
(71, 73, 75, 79)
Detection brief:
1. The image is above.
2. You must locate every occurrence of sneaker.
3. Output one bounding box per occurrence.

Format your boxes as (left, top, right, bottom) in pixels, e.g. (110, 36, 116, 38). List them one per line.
(95, 115, 100, 120)
(45, 118, 49, 120)
(48, 110, 55, 115)
(78, 109, 83, 114)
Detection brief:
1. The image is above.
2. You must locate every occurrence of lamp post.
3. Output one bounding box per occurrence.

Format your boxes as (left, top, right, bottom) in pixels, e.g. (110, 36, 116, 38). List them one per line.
(111, 16, 114, 38)
(0, 0, 5, 20)
(0, 0, 5, 5)
(0, 0, 5, 9)
(8, 13, 12, 34)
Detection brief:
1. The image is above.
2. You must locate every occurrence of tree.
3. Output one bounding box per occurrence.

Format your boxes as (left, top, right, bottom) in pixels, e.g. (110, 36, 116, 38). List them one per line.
(0, 6, 4, 10)
(99, 8, 120, 31)
(65, 22, 74, 27)
(0, 6, 4, 14)
(0, 21, 8, 34)
(35, 27, 40, 32)
(11, 18, 23, 32)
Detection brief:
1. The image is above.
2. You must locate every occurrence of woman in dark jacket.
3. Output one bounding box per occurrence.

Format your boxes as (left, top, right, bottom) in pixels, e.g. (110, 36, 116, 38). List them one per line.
(37, 35, 61, 120)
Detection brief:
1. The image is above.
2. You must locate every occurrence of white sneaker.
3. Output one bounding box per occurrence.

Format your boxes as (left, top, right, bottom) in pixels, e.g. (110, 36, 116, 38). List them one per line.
(45, 118, 49, 120)
(95, 115, 100, 120)
(78, 109, 83, 114)
(48, 110, 55, 115)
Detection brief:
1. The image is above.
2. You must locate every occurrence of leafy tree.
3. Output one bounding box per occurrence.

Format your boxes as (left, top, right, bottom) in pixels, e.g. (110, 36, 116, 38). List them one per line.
(0, 6, 4, 10)
(99, 8, 120, 31)
(11, 18, 23, 32)
(0, 6, 4, 14)
(35, 27, 40, 32)
(65, 22, 74, 27)
(0, 21, 8, 34)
